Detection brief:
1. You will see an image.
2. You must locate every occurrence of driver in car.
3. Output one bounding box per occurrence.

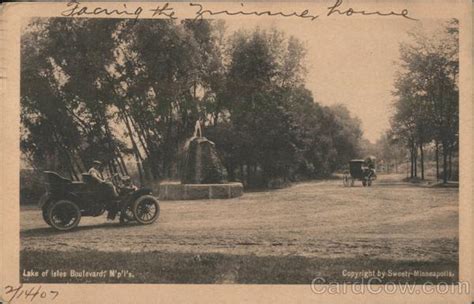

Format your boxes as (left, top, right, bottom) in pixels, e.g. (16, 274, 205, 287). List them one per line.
(88, 160, 119, 219)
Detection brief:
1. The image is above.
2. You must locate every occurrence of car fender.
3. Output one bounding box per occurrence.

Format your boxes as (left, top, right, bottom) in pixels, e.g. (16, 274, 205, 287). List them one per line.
(38, 192, 51, 209)
(39, 191, 80, 209)
(129, 188, 154, 203)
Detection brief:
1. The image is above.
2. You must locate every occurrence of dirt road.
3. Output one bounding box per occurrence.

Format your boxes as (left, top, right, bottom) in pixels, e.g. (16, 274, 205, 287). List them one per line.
(21, 174, 458, 262)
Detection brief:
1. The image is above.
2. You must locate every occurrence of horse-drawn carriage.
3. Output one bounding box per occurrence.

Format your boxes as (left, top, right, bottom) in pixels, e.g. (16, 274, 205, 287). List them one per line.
(342, 157, 377, 187)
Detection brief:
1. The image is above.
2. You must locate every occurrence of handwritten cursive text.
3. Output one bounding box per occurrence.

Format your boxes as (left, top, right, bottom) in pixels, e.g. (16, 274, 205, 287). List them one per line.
(61, 1, 144, 22)
(190, 3, 319, 21)
(60, 0, 418, 23)
(4, 284, 60, 303)
(327, 0, 417, 20)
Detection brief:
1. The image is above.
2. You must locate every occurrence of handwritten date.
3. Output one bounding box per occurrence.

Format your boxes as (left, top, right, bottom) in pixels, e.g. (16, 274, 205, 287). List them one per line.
(4, 285, 59, 303)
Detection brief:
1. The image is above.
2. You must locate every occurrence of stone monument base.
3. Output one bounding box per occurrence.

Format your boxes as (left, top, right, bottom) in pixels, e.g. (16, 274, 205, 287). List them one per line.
(159, 182, 243, 200)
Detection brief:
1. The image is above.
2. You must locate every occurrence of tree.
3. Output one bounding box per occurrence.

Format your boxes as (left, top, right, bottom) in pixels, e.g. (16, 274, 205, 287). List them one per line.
(220, 29, 310, 185)
(391, 19, 458, 182)
(21, 18, 366, 189)
(325, 104, 363, 171)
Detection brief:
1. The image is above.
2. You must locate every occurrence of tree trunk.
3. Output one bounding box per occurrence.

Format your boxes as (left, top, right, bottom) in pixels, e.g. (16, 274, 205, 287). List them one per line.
(116, 150, 129, 176)
(52, 132, 79, 180)
(136, 127, 152, 159)
(246, 162, 251, 186)
(111, 159, 119, 174)
(448, 149, 453, 180)
(70, 155, 84, 179)
(122, 111, 145, 182)
(163, 111, 174, 179)
(103, 120, 122, 171)
(213, 111, 219, 127)
(72, 154, 86, 173)
(419, 143, 424, 180)
(413, 143, 417, 178)
(128, 113, 151, 158)
(121, 113, 142, 164)
(442, 143, 448, 184)
(67, 159, 79, 181)
(112, 158, 124, 175)
(136, 158, 144, 186)
(435, 141, 439, 180)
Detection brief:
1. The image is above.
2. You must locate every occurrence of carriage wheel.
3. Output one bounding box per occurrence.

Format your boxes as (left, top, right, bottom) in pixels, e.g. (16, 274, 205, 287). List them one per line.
(132, 195, 160, 225)
(342, 173, 350, 187)
(47, 200, 81, 231)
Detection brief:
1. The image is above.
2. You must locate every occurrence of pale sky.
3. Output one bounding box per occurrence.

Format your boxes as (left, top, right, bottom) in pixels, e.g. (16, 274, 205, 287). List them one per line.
(225, 18, 441, 143)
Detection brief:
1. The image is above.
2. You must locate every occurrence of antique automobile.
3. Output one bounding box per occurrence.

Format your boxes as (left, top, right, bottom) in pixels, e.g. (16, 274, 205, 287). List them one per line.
(342, 157, 377, 187)
(38, 171, 160, 231)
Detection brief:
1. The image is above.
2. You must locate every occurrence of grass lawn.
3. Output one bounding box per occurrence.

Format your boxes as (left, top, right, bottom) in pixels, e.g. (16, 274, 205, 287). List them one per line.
(21, 250, 457, 284)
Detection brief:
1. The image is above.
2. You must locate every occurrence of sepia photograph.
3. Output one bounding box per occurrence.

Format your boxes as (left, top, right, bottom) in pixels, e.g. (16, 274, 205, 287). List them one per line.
(17, 15, 461, 285)
(0, 1, 472, 303)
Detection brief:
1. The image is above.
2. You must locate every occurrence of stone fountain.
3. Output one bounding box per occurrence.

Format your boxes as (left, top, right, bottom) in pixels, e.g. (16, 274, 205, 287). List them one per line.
(159, 120, 243, 200)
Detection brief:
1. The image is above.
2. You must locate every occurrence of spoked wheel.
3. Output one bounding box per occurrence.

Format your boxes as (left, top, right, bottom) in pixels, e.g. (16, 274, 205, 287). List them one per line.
(342, 172, 350, 187)
(132, 195, 160, 225)
(119, 205, 135, 224)
(47, 200, 81, 231)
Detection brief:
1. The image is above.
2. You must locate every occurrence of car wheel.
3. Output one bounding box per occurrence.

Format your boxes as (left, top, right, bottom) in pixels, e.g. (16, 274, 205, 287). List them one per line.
(42, 207, 52, 226)
(132, 195, 160, 225)
(47, 200, 81, 231)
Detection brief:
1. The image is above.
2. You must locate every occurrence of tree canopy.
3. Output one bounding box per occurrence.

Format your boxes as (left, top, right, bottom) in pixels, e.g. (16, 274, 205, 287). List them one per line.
(390, 19, 459, 182)
(21, 18, 364, 187)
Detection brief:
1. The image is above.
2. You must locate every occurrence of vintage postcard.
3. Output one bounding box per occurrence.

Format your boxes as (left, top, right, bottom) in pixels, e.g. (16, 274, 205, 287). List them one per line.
(0, 1, 472, 303)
